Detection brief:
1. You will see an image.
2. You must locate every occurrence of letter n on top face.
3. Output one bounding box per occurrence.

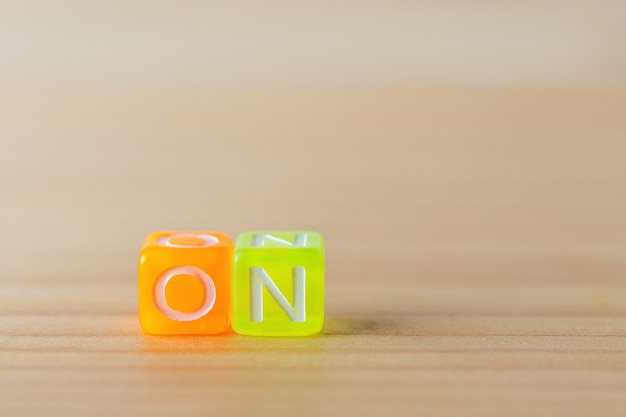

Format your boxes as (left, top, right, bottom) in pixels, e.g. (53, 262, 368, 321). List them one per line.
(232, 231, 325, 336)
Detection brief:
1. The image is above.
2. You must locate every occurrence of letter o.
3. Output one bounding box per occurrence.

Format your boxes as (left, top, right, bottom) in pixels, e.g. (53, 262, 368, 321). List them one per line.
(153, 266, 216, 322)
(156, 233, 219, 248)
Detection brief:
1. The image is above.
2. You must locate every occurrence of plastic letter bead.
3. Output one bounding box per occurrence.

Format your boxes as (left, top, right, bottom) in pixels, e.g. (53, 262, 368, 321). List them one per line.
(138, 231, 233, 334)
(232, 231, 324, 336)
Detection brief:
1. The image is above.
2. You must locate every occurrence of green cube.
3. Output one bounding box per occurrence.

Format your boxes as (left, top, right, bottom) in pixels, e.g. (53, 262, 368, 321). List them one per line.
(232, 231, 324, 336)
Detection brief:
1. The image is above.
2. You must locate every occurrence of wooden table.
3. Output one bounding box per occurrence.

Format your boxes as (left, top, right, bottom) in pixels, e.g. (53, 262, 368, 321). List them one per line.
(1, 2, 626, 416)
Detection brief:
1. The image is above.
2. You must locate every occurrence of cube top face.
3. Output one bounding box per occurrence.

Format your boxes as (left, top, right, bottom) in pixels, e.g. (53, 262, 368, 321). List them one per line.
(235, 231, 323, 251)
(139, 231, 233, 335)
(142, 231, 232, 251)
(232, 231, 324, 337)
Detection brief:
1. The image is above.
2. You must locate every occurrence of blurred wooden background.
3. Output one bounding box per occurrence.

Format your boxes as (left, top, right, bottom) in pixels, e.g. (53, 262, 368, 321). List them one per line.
(1, 1, 626, 416)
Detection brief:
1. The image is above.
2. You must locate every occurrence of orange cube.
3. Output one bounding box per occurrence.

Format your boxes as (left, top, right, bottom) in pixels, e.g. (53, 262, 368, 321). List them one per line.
(138, 231, 233, 334)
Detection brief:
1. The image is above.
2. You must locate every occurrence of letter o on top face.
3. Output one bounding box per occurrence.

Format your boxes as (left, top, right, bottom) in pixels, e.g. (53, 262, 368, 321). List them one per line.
(156, 233, 219, 248)
(153, 266, 216, 322)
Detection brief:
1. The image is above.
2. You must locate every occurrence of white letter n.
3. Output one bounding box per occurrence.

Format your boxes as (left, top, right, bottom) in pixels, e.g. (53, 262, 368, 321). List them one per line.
(250, 267, 306, 322)
(250, 233, 307, 248)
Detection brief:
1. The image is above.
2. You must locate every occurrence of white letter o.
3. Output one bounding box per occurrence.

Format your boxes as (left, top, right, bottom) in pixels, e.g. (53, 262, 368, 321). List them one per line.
(153, 266, 216, 322)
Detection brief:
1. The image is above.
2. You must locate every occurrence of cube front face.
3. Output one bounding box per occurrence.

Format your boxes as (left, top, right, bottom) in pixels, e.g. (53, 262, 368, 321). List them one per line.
(138, 231, 233, 335)
(232, 231, 324, 336)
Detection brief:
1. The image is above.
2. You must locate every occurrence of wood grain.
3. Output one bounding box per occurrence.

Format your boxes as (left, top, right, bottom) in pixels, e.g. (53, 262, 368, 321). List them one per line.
(1, 1, 626, 416)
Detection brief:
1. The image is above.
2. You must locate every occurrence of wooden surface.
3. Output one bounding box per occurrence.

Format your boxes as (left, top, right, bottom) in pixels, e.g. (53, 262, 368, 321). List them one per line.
(1, 2, 626, 416)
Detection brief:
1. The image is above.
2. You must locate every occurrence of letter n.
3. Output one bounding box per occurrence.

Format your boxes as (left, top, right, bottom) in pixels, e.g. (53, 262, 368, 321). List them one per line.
(249, 267, 305, 322)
